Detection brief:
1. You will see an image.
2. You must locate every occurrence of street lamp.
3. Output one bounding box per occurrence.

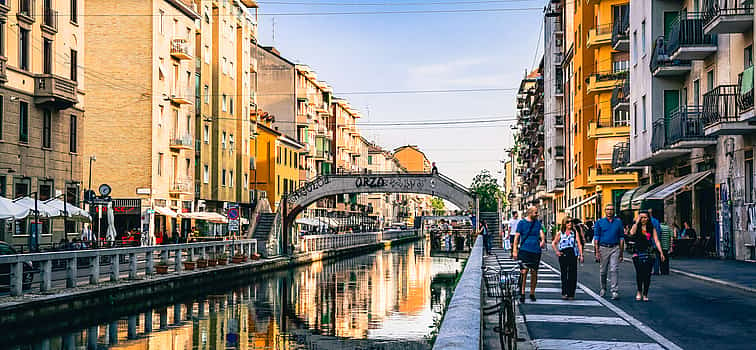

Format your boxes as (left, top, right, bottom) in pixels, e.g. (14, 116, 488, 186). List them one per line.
(27, 191, 40, 252)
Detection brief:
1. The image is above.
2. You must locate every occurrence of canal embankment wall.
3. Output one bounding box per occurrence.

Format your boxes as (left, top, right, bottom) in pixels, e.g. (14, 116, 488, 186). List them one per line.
(0, 234, 421, 340)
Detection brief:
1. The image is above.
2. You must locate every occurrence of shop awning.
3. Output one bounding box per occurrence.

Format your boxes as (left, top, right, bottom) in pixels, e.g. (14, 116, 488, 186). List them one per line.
(0, 197, 30, 220)
(619, 184, 654, 211)
(44, 199, 91, 222)
(13, 197, 62, 218)
(180, 211, 227, 223)
(564, 194, 599, 211)
(639, 170, 713, 202)
(154, 206, 178, 218)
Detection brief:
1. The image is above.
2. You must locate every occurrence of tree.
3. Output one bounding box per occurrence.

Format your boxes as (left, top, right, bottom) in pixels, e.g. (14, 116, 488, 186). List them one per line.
(430, 197, 446, 216)
(470, 170, 503, 212)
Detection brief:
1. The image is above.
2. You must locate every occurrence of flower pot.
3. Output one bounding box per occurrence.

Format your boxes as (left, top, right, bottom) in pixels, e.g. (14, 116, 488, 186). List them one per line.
(250, 254, 261, 261)
(217, 258, 228, 265)
(155, 265, 169, 274)
(207, 259, 217, 267)
(232, 256, 246, 264)
(196, 259, 208, 268)
(183, 261, 196, 271)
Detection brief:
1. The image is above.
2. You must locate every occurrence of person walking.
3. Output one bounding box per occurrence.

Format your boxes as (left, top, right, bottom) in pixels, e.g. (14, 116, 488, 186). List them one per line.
(593, 204, 625, 300)
(552, 216, 584, 300)
(628, 211, 666, 301)
(507, 211, 520, 255)
(513, 206, 546, 302)
(479, 220, 491, 255)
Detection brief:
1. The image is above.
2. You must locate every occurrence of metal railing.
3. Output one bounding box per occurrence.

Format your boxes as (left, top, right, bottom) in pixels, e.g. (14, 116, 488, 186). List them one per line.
(612, 10, 630, 47)
(612, 141, 630, 169)
(170, 38, 191, 58)
(0, 240, 257, 297)
(299, 232, 380, 252)
(667, 13, 717, 55)
(667, 106, 713, 144)
(170, 179, 193, 193)
(650, 36, 692, 73)
(703, 0, 754, 27)
(170, 133, 193, 148)
(611, 78, 630, 108)
(651, 119, 667, 152)
(593, 23, 613, 36)
(702, 84, 740, 125)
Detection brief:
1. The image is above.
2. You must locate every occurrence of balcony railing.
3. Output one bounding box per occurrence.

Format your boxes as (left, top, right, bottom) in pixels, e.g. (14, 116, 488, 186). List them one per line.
(651, 119, 667, 153)
(42, 8, 58, 33)
(702, 84, 740, 125)
(34, 74, 78, 109)
(611, 78, 630, 110)
(612, 142, 630, 170)
(170, 39, 192, 60)
(667, 106, 712, 145)
(650, 36, 692, 76)
(667, 13, 717, 60)
(612, 11, 630, 51)
(586, 70, 627, 93)
(170, 179, 193, 194)
(587, 23, 613, 47)
(703, 0, 754, 34)
(170, 133, 194, 149)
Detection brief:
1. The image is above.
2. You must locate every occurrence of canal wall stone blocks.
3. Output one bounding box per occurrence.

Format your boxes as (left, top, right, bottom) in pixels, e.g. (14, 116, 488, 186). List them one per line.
(433, 235, 483, 350)
(0, 235, 422, 340)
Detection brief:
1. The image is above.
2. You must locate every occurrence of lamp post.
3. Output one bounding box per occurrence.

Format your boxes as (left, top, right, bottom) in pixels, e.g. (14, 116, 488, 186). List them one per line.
(88, 155, 96, 194)
(27, 191, 40, 252)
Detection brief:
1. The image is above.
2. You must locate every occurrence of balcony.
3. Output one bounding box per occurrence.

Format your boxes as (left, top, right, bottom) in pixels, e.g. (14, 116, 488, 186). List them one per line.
(170, 87, 193, 105)
(587, 24, 613, 48)
(34, 74, 78, 109)
(170, 133, 194, 150)
(738, 68, 754, 117)
(612, 12, 630, 51)
(42, 8, 58, 34)
(170, 179, 193, 196)
(588, 117, 630, 139)
(170, 39, 192, 60)
(650, 37, 692, 77)
(611, 142, 631, 171)
(586, 70, 627, 95)
(588, 167, 638, 185)
(554, 114, 565, 128)
(667, 14, 717, 61)
(611, 78, 630, 112)
(648, 119, 692, 164)
(314, 149, 332, 160)
(702, 84, 756, 135)
(703, 0, 753, 34)
(660, 106, 717, 149)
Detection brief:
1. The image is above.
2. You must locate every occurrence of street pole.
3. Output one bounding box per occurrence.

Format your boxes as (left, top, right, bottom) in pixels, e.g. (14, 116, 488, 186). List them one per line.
(33, 192, 39, 252)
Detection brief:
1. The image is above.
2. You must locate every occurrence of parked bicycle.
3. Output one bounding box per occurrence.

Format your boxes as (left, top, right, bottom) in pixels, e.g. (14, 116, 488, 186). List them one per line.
(483, 264, 521, 350)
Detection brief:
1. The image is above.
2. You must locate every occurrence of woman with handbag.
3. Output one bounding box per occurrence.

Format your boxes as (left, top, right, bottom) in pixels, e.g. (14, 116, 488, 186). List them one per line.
(552, 216, 584, 300)
(628, 211, 666, 301)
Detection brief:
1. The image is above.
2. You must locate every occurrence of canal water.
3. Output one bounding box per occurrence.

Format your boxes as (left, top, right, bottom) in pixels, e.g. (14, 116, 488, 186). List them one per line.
(8, 241, 465, 350)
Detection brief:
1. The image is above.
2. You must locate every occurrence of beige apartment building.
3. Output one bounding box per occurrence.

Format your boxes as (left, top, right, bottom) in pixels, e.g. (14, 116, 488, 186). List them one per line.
(0, 0, 85, 247)
(194, 0, 257, 230)
(84, 0, 199, 241)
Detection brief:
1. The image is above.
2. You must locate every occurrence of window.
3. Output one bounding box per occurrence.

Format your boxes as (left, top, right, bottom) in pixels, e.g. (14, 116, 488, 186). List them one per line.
(633, 102, 638, 136)
(230, 97, 234, 112)
(203, 85, 209, 103)
(70, 0, 78, 23)
(277, 175, 280, 193)
(70, 115, 77, 152)
(14, 178, 30, 198)
(0, 22, 5, 57)
(244, 174, 248, 189)
(222, 94, 227, 112)
(38, 181, 53, 201)
(632, 31, 638, 63)
(70, 49, 78, 81)
(707, 70, 714, 91)
(19, 28, 29, 71)
(222, 169, 227, 186)
(43, 39, 52, 74)
(641, 21, 646, 56)
(222, 131, 227, 148)
(19, 101, 28, 143)
(229, 134, 234, 148)
(158, 153, 164, 176)
(159, 10, 165, 34)
(203, 124, 209, 143)
(745, 45, 753, 69)
(203, 164, 209, 184)
(693, 79, 700, 106)
(42, 110, 51, 148)
(230, 171, 234, 187)
(641, 95, 647, 131)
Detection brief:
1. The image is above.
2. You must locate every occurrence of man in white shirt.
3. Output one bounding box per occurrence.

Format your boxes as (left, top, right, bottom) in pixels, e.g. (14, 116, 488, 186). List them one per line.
(505, 211, 520, 251)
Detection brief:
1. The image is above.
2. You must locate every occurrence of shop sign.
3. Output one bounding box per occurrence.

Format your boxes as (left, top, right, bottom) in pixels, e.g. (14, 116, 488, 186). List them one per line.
(136, 188, 151, 195)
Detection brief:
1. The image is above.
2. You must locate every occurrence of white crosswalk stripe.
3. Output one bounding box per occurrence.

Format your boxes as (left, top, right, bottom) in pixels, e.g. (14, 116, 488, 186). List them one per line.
(525, 299, 602, 306)
(532, 339, 666, 350)
(525, 314, 629, 326)
(532, 287, 585, 294)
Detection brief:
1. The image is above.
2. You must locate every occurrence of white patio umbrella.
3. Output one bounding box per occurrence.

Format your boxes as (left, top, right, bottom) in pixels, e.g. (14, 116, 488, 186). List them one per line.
(0, 197, 30, 220)
(13, 197, 61, 217)
(44, 198, 91, 222)
(106, 202, 117, 242)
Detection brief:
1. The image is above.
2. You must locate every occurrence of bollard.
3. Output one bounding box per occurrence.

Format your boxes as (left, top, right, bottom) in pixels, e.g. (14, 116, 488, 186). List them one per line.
(89, 255, 100, 285)
(129, 253, 137, 279)
(111, 254, 120, 282)
(66, 257, 77, 288)
(41, 260, 52, 292)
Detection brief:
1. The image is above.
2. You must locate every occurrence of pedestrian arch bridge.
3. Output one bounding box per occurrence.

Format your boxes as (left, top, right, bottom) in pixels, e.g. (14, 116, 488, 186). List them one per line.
(283, 172, 476, 225)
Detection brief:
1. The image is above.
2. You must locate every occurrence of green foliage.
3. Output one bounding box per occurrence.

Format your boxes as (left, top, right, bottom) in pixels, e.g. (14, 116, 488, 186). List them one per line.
(430, 197, 446, 215)
(470, 170, 503, 212)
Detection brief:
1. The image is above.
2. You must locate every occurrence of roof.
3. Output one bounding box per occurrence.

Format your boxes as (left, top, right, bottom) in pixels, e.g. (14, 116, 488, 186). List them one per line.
(257, 122, 281, 137)
(279, 135, 305, 150)
(166, 0, 200, 20)
(258, 44, 296, 66)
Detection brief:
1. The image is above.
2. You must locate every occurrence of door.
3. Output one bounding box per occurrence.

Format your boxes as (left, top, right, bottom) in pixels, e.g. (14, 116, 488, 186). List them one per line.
(664, 12, 679, 38)
(663, 90, 680, 139)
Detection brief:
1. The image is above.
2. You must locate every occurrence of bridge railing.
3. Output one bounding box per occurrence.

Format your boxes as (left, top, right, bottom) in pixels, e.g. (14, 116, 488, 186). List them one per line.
(298, 230, 418, 253)
(380, 229, 419, 242)
(0, 239, 257, 297)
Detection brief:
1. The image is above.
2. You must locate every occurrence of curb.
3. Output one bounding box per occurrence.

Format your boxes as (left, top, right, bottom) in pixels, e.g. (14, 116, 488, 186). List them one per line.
(670, 268, 756, 294)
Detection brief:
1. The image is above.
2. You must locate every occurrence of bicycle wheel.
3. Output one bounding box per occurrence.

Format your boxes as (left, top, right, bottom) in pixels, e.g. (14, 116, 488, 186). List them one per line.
(504, 299, 518, 350)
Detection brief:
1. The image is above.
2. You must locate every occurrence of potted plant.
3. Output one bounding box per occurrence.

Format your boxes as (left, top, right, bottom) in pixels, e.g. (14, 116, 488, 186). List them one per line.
(155, 262, 169, 274)
(183, 257, 196, 271)
(196, 257, 208, 268)
(207, 254, 217, 267)
(217, 253, 228, 265)
(250, 252, 261, 261)
(232, 253, 247, 264)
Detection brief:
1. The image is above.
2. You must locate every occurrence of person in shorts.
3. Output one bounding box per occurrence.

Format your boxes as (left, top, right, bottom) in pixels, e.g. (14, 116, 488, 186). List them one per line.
(513, 206, 546, 302)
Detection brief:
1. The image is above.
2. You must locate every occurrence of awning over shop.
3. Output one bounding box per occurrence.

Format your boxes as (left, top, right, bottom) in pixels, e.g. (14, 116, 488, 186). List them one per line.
(564, 194, 599, 211)
(13, 197, 62, 218)
(154, 206, 178, 218)
(0, 197, 30, 220)
(296, 217, 329, 227)
(619, 184, 654, 211)
(180, 211, 227, 223)
(44, 199, 91, 222)
(635, 171, 713, 203)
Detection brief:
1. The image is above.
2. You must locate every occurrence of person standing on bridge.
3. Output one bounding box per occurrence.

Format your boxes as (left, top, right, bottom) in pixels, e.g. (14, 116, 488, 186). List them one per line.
(594, 204, 625, 300)
(479, 220, 491, 254)
(513, 206, 546, 302)
(552, 216, 584, 300)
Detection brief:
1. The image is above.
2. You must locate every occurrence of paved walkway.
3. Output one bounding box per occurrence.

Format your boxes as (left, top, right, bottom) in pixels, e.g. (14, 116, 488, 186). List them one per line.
(669, 258, 756, 292)
(482, 246, 676, 350)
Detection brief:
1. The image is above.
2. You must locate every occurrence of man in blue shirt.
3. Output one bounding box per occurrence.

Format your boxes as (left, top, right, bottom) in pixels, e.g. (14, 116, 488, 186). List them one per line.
(513, 206, 546, 302)
(593, 204, 625, 300)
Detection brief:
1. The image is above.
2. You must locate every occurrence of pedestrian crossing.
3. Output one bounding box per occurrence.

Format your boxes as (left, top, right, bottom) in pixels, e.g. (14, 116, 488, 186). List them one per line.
(483, 249, 681, 350)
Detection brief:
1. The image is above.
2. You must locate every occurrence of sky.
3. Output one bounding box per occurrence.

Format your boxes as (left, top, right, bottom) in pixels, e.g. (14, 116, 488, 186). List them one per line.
(255, 0, 543, 186)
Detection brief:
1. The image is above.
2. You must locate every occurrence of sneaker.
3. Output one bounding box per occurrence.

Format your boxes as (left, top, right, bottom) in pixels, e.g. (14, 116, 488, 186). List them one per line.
(599, 289, 606, 297)
(519, 295, 525, 303)
(611, 292, 620, 300)
(561, 295, 568, 300)
(529, 294, 537, 302)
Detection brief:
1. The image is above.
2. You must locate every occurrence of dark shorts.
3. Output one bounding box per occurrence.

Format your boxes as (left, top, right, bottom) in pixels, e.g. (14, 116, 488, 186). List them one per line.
(518, 250, 542, 270)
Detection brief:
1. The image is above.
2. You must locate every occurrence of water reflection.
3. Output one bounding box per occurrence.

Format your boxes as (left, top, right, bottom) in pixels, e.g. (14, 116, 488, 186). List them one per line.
(9, 241, 462, 350)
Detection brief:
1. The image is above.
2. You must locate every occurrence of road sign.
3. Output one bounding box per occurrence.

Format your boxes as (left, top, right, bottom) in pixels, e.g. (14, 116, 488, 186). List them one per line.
(227, 207, 239, 220)
(227, 204, 240, 232)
